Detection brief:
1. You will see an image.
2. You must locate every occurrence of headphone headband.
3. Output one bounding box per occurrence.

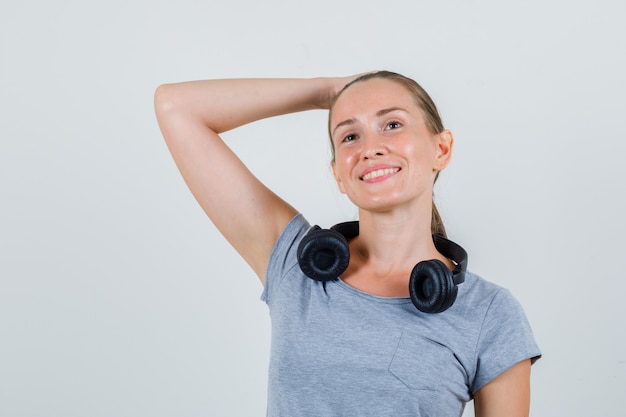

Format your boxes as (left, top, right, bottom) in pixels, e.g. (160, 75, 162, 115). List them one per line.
(432, 234, 467, 286)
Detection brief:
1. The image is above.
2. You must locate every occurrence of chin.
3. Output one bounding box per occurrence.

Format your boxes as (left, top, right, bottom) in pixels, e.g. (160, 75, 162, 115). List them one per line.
(351, 194, 407, 213)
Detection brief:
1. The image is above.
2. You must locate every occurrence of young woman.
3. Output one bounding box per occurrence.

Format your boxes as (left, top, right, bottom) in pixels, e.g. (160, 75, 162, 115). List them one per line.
(154, 71, 541, 417)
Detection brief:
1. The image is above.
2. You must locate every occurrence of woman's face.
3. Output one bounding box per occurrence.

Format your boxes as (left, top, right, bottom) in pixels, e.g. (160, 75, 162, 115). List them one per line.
(329, 78, 452, 213)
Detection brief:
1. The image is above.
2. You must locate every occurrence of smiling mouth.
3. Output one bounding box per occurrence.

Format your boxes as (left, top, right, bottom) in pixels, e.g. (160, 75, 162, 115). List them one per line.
(360, 167, 400, 181)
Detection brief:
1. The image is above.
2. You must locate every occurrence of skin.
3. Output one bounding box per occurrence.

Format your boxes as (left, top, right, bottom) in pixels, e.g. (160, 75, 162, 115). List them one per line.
(154, 74, 533, 417)
(154, 77, 345, 281)
(474, 359, 532, 417)
(329, 78, 454, 298)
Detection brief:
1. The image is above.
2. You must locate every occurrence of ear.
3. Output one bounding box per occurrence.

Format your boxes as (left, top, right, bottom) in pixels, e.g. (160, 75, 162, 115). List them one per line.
(331, 161, 347, 194)
(433, 130, 454, 171)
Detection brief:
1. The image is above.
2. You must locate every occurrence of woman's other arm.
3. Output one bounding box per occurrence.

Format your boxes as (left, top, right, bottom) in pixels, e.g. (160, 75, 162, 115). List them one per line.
(473, 359, 532, 417)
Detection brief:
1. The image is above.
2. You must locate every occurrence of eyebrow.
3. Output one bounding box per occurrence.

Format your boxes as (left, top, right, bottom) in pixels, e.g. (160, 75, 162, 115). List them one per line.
(331, 107, 408, 136)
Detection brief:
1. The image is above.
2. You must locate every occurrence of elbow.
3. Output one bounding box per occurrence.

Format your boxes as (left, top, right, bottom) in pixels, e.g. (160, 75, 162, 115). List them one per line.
(154, 83, 190, 145)
(154, 82, 220, 135)
(154, 83, 191, 136)
(154, 83, 178, 119)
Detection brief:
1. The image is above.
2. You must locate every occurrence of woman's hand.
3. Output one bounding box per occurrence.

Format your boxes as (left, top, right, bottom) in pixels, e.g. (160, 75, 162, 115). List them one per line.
(317, 73, 371, 109)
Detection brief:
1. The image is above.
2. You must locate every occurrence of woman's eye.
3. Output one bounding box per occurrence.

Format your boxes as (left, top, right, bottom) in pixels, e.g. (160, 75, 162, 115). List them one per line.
(385, 121, 402, 130)
(342, 133, 358, 142)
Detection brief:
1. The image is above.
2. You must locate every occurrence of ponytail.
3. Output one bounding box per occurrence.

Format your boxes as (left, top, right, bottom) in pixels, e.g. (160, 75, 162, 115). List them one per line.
(431, 202, 447, 238)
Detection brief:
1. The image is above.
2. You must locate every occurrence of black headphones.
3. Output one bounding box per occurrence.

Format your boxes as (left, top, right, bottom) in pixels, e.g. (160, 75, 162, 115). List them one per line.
(297, 222, 468, 314)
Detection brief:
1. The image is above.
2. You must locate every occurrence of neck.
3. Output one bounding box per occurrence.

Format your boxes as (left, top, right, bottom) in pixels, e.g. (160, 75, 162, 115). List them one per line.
(339, 206, 455, 298)
(352, 206, 446, 276)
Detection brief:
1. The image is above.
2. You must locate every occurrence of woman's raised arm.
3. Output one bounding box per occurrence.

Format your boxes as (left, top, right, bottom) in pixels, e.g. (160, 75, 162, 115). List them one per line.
(154, 77, 352, 282)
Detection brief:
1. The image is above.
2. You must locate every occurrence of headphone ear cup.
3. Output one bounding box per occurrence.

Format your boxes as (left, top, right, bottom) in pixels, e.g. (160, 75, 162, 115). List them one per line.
(297, 227, 350, 281)
(409, 259, 458, 314)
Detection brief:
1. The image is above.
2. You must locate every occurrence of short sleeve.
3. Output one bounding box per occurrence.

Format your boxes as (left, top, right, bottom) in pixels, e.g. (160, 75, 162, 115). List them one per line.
(261, 213, 310, 305)
(471, 288, 541, 394)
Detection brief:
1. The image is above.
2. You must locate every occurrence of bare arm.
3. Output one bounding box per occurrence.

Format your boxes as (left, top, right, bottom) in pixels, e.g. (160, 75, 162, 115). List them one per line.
(154, 76, 354, 282)
(473, 359, 532, 417)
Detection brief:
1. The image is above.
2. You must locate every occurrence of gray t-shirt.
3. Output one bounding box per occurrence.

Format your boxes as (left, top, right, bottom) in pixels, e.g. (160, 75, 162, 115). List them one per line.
(261, 214, 541, 417)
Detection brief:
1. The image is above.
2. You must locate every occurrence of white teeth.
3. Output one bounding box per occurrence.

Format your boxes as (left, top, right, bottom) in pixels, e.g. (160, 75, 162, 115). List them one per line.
(362, 168, 399, 181)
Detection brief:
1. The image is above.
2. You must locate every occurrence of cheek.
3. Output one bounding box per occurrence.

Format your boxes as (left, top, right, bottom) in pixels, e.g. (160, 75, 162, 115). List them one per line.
(409, 139, 438, 168)
(333, 151, 361, 192)
(331, 161, 347, 194)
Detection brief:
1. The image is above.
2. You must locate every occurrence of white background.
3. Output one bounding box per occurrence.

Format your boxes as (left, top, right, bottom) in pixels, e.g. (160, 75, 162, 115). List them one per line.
(1, 0, 625, 416)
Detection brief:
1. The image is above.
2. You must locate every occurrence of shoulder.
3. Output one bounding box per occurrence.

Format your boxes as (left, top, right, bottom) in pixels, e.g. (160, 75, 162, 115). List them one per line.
(269, 213, 311, 263)
(456, 272, 541, 394)
(454, 271, 507, 313)
(261, 213, 311, 303)
(460, 272, 532, 325)
(454, 271, 535, 342)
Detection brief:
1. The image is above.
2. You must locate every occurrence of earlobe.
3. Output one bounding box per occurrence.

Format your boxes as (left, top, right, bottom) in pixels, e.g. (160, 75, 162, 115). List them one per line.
(434, 130, 454, 171)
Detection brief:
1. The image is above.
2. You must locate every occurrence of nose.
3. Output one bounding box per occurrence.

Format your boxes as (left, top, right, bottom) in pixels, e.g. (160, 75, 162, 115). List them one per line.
(361, 132, 386, 160)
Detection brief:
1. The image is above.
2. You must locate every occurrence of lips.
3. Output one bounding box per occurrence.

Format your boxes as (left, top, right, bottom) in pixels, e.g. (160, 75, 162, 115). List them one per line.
(360, 166, 401, 182)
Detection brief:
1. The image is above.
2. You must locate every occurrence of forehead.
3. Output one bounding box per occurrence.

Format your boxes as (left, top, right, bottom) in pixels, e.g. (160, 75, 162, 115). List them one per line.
(330, 78, 416, 124)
